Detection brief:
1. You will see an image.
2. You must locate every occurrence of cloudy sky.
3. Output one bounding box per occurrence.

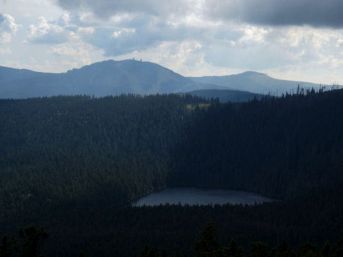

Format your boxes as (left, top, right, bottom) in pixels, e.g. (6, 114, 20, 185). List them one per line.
(1, 0, 343, 84)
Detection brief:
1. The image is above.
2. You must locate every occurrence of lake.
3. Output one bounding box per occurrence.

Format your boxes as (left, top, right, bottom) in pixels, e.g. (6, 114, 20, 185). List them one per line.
(133, 188, 273, 207)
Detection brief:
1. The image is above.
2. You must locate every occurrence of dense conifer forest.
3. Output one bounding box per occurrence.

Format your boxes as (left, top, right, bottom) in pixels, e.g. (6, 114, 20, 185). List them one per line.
(1, 90, 343, 256)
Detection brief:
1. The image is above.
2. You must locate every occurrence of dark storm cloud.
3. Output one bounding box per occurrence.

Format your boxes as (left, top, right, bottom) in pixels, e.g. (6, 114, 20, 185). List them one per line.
(206, 0, 343, 28)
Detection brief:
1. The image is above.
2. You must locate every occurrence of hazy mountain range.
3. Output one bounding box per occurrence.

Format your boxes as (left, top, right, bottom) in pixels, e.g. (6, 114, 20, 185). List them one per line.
(0, 59, 322, 100)
(190, 71, 321, 95)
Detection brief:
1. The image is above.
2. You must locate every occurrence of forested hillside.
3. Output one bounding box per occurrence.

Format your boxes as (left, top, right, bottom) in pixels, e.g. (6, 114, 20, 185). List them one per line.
(1, 90, 343, 257)
(0, 95, 203, 220)
(170, 89, 343, 199)
(186, 89, 262, 103)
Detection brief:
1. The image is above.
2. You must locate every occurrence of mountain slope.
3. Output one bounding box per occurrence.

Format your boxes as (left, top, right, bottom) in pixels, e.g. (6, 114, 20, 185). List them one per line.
(0, 60, 203, 98)
(190, 71, 320, 95)
(61, 60, 199, 95)
(0, 66, 44, 83)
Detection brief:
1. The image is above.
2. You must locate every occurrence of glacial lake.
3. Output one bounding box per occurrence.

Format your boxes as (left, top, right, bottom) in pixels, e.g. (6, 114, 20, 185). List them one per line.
(133, 188, 273, 207)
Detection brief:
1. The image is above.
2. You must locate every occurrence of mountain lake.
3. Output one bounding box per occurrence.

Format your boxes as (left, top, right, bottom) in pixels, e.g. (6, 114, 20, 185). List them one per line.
(133, 188, 273, 207)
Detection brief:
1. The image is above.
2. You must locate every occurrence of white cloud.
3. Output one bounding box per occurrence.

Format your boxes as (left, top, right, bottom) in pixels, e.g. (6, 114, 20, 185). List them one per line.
(56, 0, 193, 18)
(0, 13, 18, 43)
(112, 28, 135, 38)
(0, 47, 11, 55)
(51, 40, 104, 68)
(28, 16, 71, 44)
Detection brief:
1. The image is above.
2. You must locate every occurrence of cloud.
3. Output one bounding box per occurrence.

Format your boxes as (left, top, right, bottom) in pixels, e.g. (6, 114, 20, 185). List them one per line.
(79, 13, 213, 56)
(56, 0, 191, 18)
(51, 40, 104, 67)
(203, 25, 343, 71)
(28, 15, 72, 44)
(51, 0, 343, 62)
(55, 0, 343, 28)
(206, 0, 343, 28)
(0, 47, 11, 55)
(0, 13, 18, 43)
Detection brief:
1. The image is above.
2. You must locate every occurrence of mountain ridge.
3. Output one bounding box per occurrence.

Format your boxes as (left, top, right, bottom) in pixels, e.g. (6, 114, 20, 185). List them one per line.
(189, 72, 321, 95)
(0, 59, 324, 99)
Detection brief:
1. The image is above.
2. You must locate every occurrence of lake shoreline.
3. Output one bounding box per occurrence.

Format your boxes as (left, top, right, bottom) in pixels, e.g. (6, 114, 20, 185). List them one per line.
(132, 187, 273, 207)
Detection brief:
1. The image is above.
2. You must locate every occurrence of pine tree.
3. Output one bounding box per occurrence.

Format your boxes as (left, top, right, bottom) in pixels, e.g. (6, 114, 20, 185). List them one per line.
(195, 223, 219, 257)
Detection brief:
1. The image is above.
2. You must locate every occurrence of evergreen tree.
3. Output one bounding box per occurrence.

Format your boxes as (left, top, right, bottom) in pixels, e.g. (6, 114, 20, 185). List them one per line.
(222, 240, 243, 257)
(20, 227, 48, 257)
(195, 223, 219, 257)
(250, 242, 270, 257)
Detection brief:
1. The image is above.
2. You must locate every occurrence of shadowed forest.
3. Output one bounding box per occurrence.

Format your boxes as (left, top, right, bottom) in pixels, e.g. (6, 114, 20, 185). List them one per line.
(1, 89, 343, 256)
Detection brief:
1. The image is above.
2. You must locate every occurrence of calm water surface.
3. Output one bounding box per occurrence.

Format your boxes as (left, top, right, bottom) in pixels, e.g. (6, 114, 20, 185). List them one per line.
(133, 188, 273, 207)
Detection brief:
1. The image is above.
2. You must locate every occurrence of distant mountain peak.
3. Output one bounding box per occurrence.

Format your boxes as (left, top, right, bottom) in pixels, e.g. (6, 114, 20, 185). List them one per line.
(89, 59, 152, 66)
(239, 71, 267, 76)
(0, 59, 201, 98)
(66, 59, 143, 72)
(190, 71, 320, 95)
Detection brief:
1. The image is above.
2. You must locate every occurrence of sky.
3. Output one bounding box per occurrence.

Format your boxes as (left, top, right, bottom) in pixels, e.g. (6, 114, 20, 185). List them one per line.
(1, 0, 343, 84)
